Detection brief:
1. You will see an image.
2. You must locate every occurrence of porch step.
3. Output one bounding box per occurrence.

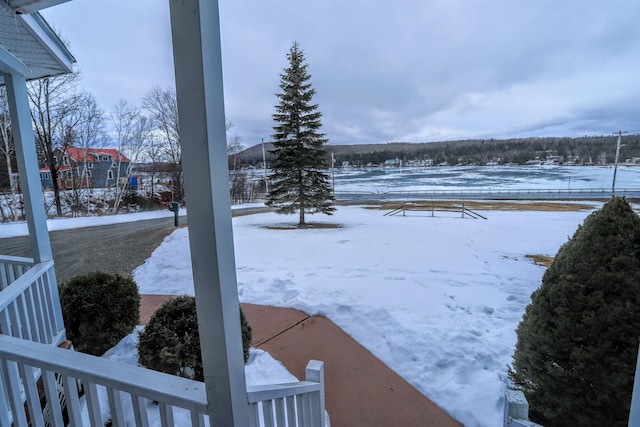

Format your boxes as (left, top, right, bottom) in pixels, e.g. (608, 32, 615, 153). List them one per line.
(140, 295, 461, 427)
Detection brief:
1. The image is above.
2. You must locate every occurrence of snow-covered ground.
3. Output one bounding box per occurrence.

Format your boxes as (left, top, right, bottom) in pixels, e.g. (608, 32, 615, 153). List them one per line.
(0, 202, 604, 426)
(131, 204, 600, 426)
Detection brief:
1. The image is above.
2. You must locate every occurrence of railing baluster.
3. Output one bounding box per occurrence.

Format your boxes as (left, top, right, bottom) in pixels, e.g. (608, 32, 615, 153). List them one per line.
(25, 285, 42, 342)
(19, 362, 45, 427)
(107, 388, 126, 426)
(190, 409, 206, 427)
(62, 374, 83, 426)
(42, 370, 64, 426)
(285, 395, 296, 426)
(43, 266, 64, 336)
(0, 263, 8, 291)
(1, 358, 28, 426)
(0, 370, 11, 427)
(37, 274, 54, 343)
(17, 292, 32, 340)
(83, 381, 103, 426)
(7, 262, 17, 285)
(295, 394, 304, 426)
(248, 402, 260, 427)
(8, 300, 22, 338)
(0, 308, 10, 336)
(159, 401, 175, 427)
(132, 393, 150, 426)
(274, 397, 286, 427)
(31, 275, 48, 342)
(262, 399, 275, 427)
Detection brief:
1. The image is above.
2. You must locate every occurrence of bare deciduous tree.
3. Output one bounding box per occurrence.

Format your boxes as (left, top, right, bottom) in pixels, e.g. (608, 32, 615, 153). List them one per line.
(0, 88, 19, 221)
(226, 120, 247, 203)
(27, 73, 87, 216)
(71, 94, 107, 213)
(143, 132, 167, 208)
(110, 100, 152, 213)
(142, 87, 183, 202)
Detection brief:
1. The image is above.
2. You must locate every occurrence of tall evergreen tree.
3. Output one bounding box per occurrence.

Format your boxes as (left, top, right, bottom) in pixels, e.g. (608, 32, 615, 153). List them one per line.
(509, 197, 640, 426)
(266, 42, 335, 226)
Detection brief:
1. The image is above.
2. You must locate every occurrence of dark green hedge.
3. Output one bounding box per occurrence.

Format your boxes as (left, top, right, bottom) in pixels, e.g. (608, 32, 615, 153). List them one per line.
(137, 296, 252, 381)
(510, 197, 640, 426)
(60, 271, 140, 356)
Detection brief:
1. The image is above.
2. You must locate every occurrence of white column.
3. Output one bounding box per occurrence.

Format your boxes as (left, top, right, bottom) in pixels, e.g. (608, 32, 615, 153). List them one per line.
(4, 73, 52, 264)
(629, 343, 640, 427)
(168, 1, 249, 426)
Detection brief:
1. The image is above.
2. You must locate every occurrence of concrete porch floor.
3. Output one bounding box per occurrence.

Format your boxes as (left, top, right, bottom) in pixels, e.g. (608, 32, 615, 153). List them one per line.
(139, 295, 461, 427)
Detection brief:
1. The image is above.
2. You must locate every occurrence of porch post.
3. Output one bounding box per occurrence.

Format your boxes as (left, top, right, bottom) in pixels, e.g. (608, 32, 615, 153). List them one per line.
(4, 73, 53, 264)
(168, 1, 249, 426)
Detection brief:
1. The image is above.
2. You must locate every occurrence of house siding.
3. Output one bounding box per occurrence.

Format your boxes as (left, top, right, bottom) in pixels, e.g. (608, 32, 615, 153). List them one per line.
(45, 148, 131, 190)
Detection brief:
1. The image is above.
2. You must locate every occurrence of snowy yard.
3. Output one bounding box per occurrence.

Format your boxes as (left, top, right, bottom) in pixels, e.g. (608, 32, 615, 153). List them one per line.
(0, 202, 602, 425)
(131, 204, 598, 426)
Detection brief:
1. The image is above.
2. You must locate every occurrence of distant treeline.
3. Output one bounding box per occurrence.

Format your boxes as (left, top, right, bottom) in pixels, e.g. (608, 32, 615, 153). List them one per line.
(237, 135, 640, 167)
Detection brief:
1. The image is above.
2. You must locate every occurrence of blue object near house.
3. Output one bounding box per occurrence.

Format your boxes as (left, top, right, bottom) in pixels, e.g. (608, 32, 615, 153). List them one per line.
(128, 176, 138, 190)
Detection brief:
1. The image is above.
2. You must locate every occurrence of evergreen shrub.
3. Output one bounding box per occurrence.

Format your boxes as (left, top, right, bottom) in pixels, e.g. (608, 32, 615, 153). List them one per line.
(59, 271, 140, 356)
(137, 296, 252, 382)
(509, 197, 640, 426)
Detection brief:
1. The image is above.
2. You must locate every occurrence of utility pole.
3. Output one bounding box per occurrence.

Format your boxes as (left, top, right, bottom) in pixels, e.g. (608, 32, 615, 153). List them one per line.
(261, 138, 269, 194)
(331, 152, 335, 193)
(612, 130, 628, 193)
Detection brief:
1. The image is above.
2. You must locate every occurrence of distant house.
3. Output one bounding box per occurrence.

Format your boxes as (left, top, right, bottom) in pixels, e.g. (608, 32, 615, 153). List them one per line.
(384, 158, 402, 167)
(40, 147, 131, 190)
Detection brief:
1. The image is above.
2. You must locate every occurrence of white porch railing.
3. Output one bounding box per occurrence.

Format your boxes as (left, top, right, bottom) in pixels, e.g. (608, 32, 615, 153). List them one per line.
(0, 256, 65, 346)
(0, 255, 33, 291)
(0, 256, 327, 427)
(0, 333, 209, 426)
(504, 390, 544, 427)
(248, 360, 326, 427)
(0, 334, 326, 427)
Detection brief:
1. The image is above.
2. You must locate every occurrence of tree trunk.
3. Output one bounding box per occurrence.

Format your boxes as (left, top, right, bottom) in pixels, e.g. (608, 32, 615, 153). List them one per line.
(47, 150, 62, 216)
(298, 170, 305, 225)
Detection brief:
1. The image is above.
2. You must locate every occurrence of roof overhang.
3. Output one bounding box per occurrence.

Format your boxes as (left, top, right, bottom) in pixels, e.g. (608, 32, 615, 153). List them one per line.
(6, 0, 71, 15)
(0, 0, 75, 83)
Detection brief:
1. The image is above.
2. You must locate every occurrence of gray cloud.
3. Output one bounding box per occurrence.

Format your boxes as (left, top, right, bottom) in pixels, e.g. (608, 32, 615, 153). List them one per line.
(42, 1, 639, 147)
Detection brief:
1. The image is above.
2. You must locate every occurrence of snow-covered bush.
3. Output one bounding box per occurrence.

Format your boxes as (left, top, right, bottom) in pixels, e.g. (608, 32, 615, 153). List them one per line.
(60, 271, 140, 356)
(137, 296, 252, 381)
(509, 197, 640, 426)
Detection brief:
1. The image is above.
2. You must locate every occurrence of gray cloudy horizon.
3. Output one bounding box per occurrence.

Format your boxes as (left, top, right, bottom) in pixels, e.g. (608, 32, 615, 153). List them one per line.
(43, 1, 639, 148)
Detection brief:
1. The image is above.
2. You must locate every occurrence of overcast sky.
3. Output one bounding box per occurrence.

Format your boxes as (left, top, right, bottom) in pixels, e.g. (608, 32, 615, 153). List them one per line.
(41, 0, 639, 147)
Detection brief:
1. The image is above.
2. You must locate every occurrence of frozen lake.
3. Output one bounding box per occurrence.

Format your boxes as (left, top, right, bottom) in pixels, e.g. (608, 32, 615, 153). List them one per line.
(330, 165, 640, 194)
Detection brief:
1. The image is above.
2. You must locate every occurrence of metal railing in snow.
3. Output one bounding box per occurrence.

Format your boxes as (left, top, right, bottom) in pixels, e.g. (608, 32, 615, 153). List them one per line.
(334, 187, 640, 200)
(384, 202, 487, 219)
